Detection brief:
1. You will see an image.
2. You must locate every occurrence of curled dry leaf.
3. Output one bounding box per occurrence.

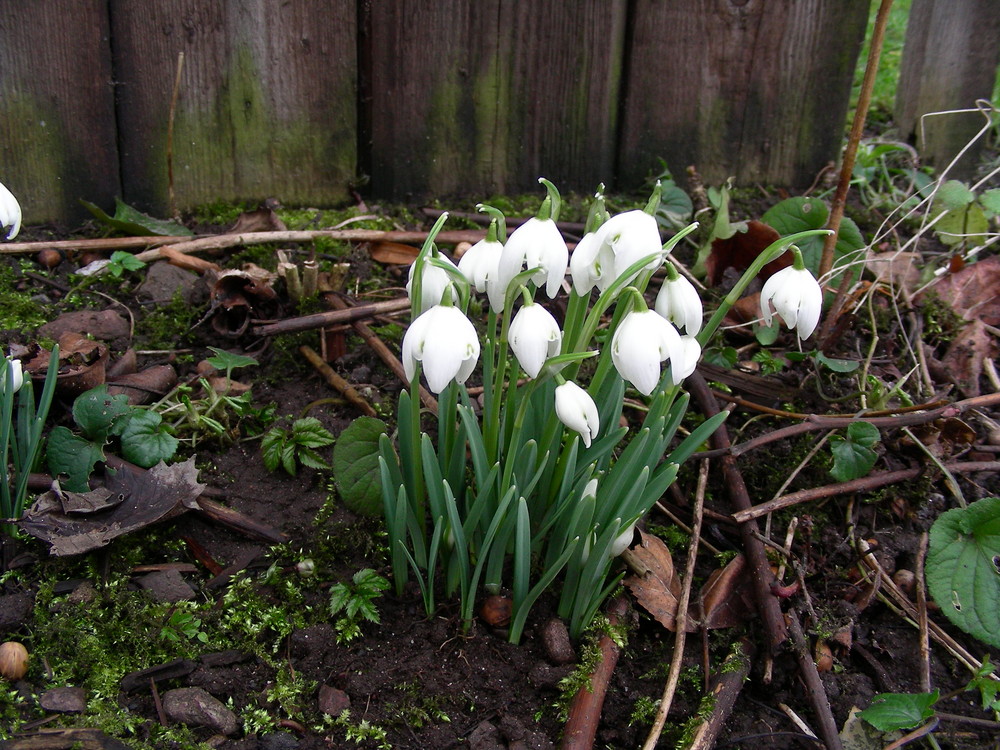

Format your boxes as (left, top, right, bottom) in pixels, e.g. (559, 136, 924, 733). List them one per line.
(705, 220, 790, 288)
(369, 241, 420, 265)
(106, 364, 178, 405)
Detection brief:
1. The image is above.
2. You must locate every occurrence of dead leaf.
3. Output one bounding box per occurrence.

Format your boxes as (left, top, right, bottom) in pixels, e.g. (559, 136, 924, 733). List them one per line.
(369, 241, 420, 265)
(228, 205, 287, 234)
(18, 459, 205, 556)
(37, 309, 130, 341)
(623, 530, 689, 631)
(106, 365, 178, 405)
(865, 249, 922, 296)
(938, 320, 996, 397)
(705, 220, 791, 287)
(698, 554, 755, 629)
(21, 332, 110, 396)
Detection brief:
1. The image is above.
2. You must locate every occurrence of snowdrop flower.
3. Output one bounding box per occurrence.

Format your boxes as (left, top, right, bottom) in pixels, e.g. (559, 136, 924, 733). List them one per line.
(569, 230, 608, 296)
(654, 267, 703, 335)
(508, 302, 562, 378)
(759, 249, 822, 340)
(0, 180, 21, 240)
(402, 305, 480, 393)
(590, 210, 662, 292)
(496, 216, 568, 304)
(3, 357, 23, 393)
(458, 237, 504, 313)
(610, 521, 637, 557)
(554, 380, 600, 448)
(672, 335, 702, 385)
(611, 308, 684, 396)
(406, 252, 459, 315)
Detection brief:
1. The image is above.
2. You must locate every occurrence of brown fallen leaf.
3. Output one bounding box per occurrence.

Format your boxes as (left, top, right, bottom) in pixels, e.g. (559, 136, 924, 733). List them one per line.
(106, 364, 178, 405)
(18, 458, 205, 556)
(37, 308, 130, 342)
(623, 530, 689, 632)
(21, 332, 110, 396)
(705, 220, 791, 288)
(369, 240, 420, 265)
(228, 205, 287, 234)
(865, 249, 922, 297)
(698, 553, 755, 629)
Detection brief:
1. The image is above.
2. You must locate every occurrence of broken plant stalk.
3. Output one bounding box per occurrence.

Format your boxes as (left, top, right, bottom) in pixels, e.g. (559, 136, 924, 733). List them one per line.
(641, 459, 709, 750)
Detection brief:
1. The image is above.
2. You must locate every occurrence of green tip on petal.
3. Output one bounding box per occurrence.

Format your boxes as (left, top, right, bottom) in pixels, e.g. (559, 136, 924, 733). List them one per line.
(791, 246, 806, 271)
(584, 186, 608, 235)
(477, 203, 507, 243)
(538, 178, 561, 223)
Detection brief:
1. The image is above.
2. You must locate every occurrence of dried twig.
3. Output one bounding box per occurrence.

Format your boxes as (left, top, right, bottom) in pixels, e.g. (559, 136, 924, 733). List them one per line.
(641, 459, 709, 750)
(916, 531, 931, 693)
(733, 461, 1000, 523)
(787, 609, 843, 750)
(684, 639, 754, 750)
(252, 297, 410, 337)
(299, 345, 376, 417)
(688, 372, 788, 652)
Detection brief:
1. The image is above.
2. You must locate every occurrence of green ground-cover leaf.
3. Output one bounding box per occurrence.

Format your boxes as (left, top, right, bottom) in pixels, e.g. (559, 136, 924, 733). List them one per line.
(829, 422, 880, 481)
(333, 417, 388, 516)
(927, 496, 1000, 649)
(113, 409, 179, 468)
(81, 197, 194, 237)
(859, 691, 938, 732)
(46, 426, 105, 492)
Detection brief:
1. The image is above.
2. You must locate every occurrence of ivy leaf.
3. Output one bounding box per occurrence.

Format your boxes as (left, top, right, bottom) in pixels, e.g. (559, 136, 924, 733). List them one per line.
(46, 426, 104, 492)
(859, 691, 938, 732)
(332, 417, 388, 516)
(829, 422, 880, 481)
(115, 410, 179, 468)
(73, 386, 131, 443)
(926, 496, 1000, 649)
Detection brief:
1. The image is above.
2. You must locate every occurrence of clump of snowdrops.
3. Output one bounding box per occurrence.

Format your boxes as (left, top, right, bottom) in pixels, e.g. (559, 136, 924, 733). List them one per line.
(379, 179, 826, 642)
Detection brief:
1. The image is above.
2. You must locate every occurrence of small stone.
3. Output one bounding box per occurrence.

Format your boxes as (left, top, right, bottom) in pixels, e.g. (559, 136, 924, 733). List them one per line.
(528, 662, 574, 689)
(541, 618, 575, 665)
(318, 684, 351, 717)
(162, 687, 240, 736)
(137, 569, 196, 603)
(136, 261, 206, 306)
(467, 720, 504, 750)
(39, 686, 87, 713)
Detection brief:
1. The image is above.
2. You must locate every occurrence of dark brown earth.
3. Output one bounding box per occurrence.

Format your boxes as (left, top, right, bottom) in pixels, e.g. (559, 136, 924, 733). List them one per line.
(1, 209, 999, 750)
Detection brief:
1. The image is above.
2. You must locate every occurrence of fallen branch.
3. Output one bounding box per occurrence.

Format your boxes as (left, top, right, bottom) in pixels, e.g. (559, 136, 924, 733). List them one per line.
(0, 235, 196, 254)
(299, 345, 377, 417)
(787, 609, 843, 750)
(733, 460, 1000, 523)
(684, 639, 754, 750)
(134, 228, 486, 263)
(688, 372, 788, 652)
(252, 297, 410, 337)
(560, 596, 629, 750)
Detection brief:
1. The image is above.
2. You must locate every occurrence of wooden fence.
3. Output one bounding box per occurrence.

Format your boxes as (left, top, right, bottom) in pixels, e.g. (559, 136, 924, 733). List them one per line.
(0, 0, 997, 227)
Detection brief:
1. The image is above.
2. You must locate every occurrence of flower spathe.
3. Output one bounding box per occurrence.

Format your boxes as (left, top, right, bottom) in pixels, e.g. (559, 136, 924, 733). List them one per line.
(610, 521, 637, 557)
(554, 380, 600, 448)
(496, 216, 568, 303)
(611, 309, 684, 396)
(401, 305, 480, 394)
(406, 252, 459, 315)
(654, 272, 703, 335)
(0, 180, 21, 240)
(508, 303, 562, 379)
(759, 257, 822, 340)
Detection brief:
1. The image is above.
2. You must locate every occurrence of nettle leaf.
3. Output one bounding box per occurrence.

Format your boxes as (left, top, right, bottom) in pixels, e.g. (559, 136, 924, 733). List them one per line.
(829, 422, 880, 482)
(261, 428, 288, 473)
(332, 417, 388, 517)
(859, 691, 939, 732)
(927, 496, 1000, 649)
(115, 409, 179, 468)
(73, 386, 131, 443)
(47, 426, 105, 492)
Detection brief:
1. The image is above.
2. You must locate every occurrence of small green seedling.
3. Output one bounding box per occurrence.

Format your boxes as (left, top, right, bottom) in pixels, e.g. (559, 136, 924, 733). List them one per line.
(328, 568, 389, 644)
(262, 417, 335, 475)
(105, 251, 146, 278)
(828, 422, 880, 482)
(205, 346, 258, 384)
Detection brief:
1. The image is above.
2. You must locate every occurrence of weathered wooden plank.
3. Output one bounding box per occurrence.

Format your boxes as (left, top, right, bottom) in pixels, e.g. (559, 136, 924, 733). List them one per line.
(0, 1, 119, 226)
(895, 0, 1000, 179)
(109, 0, 356, 215)
(366, 1, 627, 201)
(619, 0, 870, 191)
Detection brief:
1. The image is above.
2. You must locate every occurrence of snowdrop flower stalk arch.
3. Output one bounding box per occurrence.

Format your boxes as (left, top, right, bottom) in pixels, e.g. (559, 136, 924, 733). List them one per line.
(380, 181, 831, 642)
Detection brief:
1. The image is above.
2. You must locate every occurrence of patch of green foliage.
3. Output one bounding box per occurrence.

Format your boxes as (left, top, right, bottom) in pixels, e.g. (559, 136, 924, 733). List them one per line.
(328, 568, 390, 644)
(386, 681, 451, 729)
(262, 416, 335, 475)
(135, 289, 198, 350)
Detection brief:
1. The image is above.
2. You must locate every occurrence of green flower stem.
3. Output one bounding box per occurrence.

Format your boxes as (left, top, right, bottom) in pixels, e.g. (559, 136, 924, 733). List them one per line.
(409, 212, 450, 320)
(696, 229, 833, 349)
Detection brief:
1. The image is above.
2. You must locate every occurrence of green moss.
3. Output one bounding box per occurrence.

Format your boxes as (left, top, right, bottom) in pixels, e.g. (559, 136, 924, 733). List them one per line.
(134, 289, 198, 350)
(0, 265, 50, 332)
